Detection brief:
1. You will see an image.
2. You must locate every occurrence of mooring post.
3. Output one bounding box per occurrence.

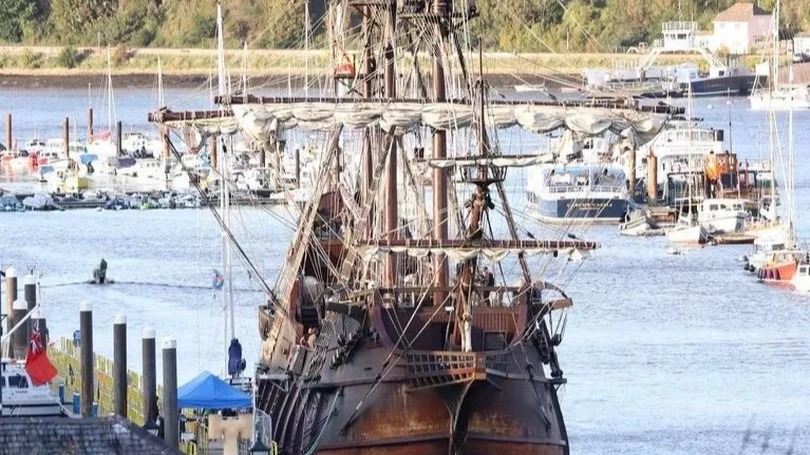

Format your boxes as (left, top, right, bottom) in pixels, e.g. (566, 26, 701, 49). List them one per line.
(209, 136, 218, 172)
(113, 314, 127, 418)
(142, 327, 157, 424)
(11, 299, 28, 360)
(4, 267, 17, 357)
(295, 147, 301, 188)
(5, 113, 12, 150)
(116, 120, 123, 157)
(80, 300, 94, 417)
(87, 106, 94, 142)
(63, 117, 70, 160)
(162, 337, 179, 448)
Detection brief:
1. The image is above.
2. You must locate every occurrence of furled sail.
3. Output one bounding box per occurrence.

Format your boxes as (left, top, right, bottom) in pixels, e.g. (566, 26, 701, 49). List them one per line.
(229, 102, 668, 145)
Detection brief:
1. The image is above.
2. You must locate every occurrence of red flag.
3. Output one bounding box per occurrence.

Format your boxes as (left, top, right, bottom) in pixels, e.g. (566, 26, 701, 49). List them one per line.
(25, 329, 57, 386)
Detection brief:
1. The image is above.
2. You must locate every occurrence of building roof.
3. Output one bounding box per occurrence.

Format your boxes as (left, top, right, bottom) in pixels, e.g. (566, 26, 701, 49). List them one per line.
(715, 2, 769, 22)
(0, 416, 183, 455)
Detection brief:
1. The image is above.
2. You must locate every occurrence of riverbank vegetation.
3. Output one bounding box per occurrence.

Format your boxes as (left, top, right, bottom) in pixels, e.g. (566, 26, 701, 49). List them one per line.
(1, 1, 807, 52)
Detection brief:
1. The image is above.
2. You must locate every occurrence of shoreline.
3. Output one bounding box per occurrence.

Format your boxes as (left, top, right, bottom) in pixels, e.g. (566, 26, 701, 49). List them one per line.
(0, 72, 576, 90)
(0, 45, 732, 90)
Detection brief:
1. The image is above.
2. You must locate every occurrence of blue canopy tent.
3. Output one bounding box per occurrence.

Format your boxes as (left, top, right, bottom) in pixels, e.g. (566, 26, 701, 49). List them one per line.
(177, 371, 252, 410)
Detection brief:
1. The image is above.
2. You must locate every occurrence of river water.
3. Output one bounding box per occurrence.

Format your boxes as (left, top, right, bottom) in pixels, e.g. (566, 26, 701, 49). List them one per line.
(1, 84, 809, 454)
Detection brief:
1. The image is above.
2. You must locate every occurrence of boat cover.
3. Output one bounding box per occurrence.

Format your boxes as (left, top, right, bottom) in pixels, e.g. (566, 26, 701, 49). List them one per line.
(177, 370, 251, 410)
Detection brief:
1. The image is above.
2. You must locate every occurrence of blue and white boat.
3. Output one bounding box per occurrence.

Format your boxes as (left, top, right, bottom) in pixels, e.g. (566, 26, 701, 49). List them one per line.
(527, 164, 630, 224)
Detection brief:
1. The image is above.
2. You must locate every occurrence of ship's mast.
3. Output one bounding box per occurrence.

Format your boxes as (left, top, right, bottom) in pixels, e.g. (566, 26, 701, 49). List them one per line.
(384, 4, 398, 286)
(432, 0, 450, 306)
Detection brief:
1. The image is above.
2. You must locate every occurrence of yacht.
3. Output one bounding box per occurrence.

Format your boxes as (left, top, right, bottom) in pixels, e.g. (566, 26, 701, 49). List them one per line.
(749, 84, 810, 111)
(1, 360, 69, 417)
(527, 163, 630, 224)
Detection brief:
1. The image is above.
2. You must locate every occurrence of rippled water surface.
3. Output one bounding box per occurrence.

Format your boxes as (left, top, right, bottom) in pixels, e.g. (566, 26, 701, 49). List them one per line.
(1, 85, 809, 454)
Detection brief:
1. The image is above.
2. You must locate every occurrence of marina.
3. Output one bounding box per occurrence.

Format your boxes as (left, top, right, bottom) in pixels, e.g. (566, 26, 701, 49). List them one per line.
(2, 1, 810, 455)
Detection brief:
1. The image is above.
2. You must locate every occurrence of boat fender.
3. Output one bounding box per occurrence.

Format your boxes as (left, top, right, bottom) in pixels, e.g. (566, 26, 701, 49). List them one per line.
(774, 269, 780, 281)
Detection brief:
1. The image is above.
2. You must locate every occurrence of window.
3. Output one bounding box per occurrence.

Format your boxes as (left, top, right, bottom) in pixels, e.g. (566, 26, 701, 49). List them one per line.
(8, 375, 29, 388)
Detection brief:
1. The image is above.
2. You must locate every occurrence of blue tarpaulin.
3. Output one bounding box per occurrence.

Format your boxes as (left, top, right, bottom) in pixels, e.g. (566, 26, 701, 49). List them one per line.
(177, 371, 252, 410)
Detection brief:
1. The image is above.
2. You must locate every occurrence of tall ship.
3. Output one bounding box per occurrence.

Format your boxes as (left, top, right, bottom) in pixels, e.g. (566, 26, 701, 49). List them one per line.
(150, 1, 672, 453)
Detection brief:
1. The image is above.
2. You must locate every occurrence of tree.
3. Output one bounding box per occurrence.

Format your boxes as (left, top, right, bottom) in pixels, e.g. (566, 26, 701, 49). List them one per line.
(51, 0, 117, 42)
(0, 0, 41, 43)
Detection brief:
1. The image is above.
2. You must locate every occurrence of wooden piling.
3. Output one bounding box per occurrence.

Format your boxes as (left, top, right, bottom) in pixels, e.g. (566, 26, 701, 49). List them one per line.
(142, 327, 157, 423)
(11, 299, 28, 360)
(5, 267, 17, 357)
(5, 113, 12, 150)
(79, 301, 94, 417)
(210, 136, 218, 171)
(88, 107, 94, 142)
(295, 148, 301, 188)
(63, 118, 70, 160)
(113, 314, 127, 418)
(162, 337, 179, 448)
(23, 273, 36, 311)
(646, 153, 658, 202)
(116, 121, 123, 157)
(627, 146, 637, 201)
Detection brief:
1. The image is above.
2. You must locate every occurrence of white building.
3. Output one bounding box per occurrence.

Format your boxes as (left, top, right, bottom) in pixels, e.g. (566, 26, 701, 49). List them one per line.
(794, 33, 810, 55)
(710, 2, 772, 55)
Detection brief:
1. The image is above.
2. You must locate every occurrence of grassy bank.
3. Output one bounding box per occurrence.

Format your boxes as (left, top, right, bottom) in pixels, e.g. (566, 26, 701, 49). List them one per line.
(0, 45, 764, 78)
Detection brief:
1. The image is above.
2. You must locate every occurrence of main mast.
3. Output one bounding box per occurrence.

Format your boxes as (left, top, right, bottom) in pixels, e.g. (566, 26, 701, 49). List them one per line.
(432, 0, 449, 306)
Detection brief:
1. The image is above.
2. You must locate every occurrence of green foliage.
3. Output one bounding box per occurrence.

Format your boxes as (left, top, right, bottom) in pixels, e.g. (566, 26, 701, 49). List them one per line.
(56, 45, 83, 68)
(4, 0, 810, 51)
(0, 0, 44, 43)
(21, 49, 43, 69)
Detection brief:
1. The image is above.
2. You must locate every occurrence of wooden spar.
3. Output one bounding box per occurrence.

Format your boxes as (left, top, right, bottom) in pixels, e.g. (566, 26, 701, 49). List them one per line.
(432, 0, 449, 307)
(359, 238, 599, 251)
(384, 4, 398, 287)
(147, 98, 680, 125)
(212, 94, 680, 112)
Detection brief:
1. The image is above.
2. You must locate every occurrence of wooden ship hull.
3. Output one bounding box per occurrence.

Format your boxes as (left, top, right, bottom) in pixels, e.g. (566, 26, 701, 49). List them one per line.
(257, 303, 569, 455)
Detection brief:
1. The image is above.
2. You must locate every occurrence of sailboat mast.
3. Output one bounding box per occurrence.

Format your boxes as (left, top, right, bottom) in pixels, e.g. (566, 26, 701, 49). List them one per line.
(304, 1, 310, 97)
(106, 47, 114, 133)
(215, 2, 235, 347)
(432, 0, 449, 306)
(788, 63, 795, 240)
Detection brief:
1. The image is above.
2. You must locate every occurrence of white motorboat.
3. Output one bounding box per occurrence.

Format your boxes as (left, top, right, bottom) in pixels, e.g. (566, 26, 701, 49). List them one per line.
(1, 360, 68, 417)
(697, 198, 749, 234)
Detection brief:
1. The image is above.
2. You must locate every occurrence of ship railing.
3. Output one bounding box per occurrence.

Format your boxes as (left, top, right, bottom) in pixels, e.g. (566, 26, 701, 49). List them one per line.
(544, 184, 624, 194)
(661, 21, 697, 32)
